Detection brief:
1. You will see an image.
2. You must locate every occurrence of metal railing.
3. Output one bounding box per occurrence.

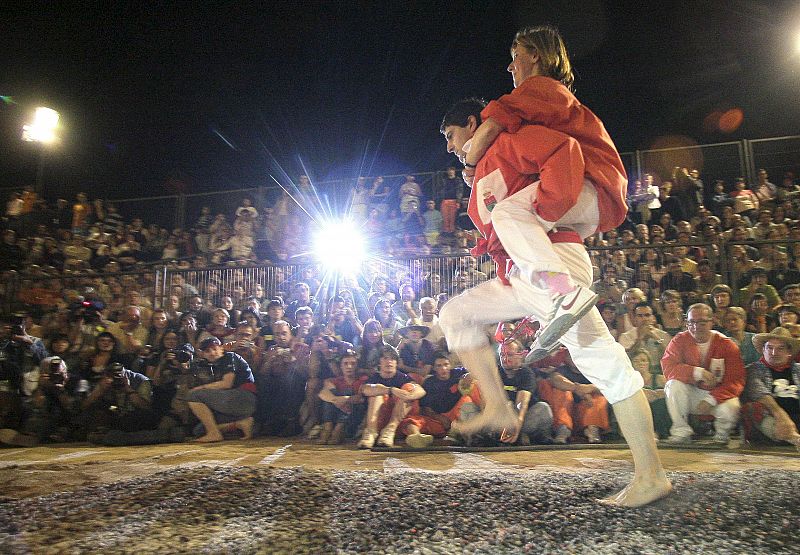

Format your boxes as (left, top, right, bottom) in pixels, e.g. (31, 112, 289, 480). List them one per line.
(6, 236, 798, 320)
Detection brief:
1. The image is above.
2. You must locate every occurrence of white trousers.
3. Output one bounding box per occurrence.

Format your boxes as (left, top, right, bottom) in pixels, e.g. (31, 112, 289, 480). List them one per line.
(439, 242, 642, 405)
(491, 178, 600, 279)
(664, 379, 741, 438)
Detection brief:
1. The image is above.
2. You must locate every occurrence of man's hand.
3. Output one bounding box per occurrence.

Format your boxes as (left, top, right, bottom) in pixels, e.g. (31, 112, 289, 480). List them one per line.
(695, 400, 714, 416)
(332, 396, 352, 414)
(696, 369, 716, 387)
(500, 423, 520, 444)
(462, 167, 475, 187)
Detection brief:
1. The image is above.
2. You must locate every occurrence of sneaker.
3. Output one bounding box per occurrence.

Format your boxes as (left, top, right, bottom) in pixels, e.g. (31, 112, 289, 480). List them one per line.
(553, 424, 571, 445)
(526, 286, 599, 363)
(377, 428, 396, 448)
(711, 433, 729, 446)
(406, 433, 434, 449)
(664, 435, 692, 445)
(358, 431, 376, 449)
(584, 425, 602, 444)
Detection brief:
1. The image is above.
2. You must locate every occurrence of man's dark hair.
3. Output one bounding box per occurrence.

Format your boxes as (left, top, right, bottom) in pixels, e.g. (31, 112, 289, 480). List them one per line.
(440, 97, 487, 133)
(432, 351, 450, 364)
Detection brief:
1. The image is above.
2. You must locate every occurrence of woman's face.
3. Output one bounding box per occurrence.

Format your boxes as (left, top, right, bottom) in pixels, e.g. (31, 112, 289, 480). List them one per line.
(713, 292, 731, 308)
(365, 325, 382, 344)
(663, 296, 682, 312)
(221, 297, 234, 310)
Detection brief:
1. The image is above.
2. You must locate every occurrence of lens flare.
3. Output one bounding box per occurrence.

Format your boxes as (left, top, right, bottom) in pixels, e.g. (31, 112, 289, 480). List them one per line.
(313, 220, 366, 274)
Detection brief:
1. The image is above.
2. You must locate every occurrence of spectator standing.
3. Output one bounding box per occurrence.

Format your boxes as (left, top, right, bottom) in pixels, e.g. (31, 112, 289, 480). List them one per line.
(398, 175, 423, 215)
(730, 177, 759, 222)
(422, 199, 443, 247)
(439, 167, 463, 233)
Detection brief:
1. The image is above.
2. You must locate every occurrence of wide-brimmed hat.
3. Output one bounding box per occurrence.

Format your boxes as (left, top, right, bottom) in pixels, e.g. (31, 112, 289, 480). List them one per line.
(399, 320, 430, 338)
(752, 326, 800, 356)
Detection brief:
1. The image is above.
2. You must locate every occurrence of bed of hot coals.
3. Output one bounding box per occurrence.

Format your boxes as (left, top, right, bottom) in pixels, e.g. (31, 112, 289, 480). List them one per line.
(0, 466, 796, 553)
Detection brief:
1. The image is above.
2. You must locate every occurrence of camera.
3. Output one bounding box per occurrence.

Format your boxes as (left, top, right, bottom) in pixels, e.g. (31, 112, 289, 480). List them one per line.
(168, 348, 193, 364)
(192, 359, 216, 385)
(47, 357, 65, 386)
(105, 362, 127, 389)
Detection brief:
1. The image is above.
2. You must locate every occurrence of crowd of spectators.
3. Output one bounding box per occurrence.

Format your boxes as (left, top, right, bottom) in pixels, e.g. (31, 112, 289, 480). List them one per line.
(1, 166, 800, 451)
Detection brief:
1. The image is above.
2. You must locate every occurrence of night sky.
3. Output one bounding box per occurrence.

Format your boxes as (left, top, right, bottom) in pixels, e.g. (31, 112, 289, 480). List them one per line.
(1, 0, 799, 200)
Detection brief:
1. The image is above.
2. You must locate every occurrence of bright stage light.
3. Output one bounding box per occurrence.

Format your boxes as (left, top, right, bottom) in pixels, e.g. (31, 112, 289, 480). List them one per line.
(313, 220, 366, 274)
(22, 107, 60, 144)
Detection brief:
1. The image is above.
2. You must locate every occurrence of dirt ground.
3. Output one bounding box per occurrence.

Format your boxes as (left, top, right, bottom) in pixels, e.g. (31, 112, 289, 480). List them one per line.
(2, 438, 799, 501)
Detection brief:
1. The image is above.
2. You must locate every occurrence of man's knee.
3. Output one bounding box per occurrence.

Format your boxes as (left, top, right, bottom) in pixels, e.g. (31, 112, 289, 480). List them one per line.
(664, 379, 691, 399)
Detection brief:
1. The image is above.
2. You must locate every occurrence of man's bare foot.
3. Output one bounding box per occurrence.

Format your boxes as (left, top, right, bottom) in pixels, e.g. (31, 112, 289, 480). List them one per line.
(451, 402, 517, 437)
(599, 476, 673, 508)
(193, 432, 223, 443)
(236, 417, 254, 440)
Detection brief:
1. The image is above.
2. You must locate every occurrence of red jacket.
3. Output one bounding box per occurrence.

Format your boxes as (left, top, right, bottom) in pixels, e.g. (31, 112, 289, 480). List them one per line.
(469, 125, 584, 284)
(481, 76, 627, 232)
(660, 330, 745, 404)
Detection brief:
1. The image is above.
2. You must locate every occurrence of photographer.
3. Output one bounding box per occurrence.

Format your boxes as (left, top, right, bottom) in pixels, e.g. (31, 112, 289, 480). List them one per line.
(146, 330, 195, 427)
(0, 315, 49, 400)
(78, 358, 165, 445)
(222, 322, 264, 370)
(0, 357, 76, 446)
(186, 337, 256, 443)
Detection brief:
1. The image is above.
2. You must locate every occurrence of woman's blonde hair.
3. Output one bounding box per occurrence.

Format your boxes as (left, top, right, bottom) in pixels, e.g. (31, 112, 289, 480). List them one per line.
(512, 25, 574, 92)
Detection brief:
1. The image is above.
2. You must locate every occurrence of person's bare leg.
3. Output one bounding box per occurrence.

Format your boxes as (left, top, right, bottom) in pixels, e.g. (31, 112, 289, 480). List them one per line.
(236, 416, 254, 439)
(450, 345, 516, 436)
(188, 402, 223, 442)
(600, 390, 672, 507)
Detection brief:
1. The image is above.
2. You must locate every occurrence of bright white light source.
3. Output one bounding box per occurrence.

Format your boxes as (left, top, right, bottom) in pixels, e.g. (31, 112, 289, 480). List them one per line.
(22, 107, 59, 143)
(313, 220, 366, 274)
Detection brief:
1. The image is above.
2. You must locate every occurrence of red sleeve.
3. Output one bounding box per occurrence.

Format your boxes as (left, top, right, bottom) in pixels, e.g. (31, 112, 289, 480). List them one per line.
(710, 340, 746, 404)
(492, 126, 586, 224)
(481, 76, 576, 134)
(660, 334, 697, 384)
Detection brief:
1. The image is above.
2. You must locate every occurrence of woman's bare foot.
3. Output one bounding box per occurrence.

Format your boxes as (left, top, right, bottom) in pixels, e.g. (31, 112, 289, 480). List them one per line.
(193, 432, 224, 443)
(236, 417, 254, 440)
(599, 475, 673, 508)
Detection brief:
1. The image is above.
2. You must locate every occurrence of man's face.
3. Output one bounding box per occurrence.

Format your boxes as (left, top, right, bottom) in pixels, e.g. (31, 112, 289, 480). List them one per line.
(406, 329, 423, 343)
(507, 45, 538, 88)
(124, 308, 141, 325)
(294, 285, 310, 303)
(236, 326, 255, 341)
(500, 343, 526, 370)
(273, 325, 292, 347)
(442, 124, 475, 165)
(686, 308, 714, 343)
(722, 313, 744, 332)
(340, 356, 357, 379)
(378, 355, 397, 379)
(633, 306, 655, 327)
(202, 344, 225, 362)
(152, 312, 168, 329)
(779, 309, 799, 325)
(401, 285, 415, 302)
(421, 301, 436, 318)
(188, 297, 203, 311)
(763, 339, 792, 367)
(267, 305, 284, 321)
(296, 312, 313, 329)
(784, 288, 800, 305)
(433, 357, 451, 380)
